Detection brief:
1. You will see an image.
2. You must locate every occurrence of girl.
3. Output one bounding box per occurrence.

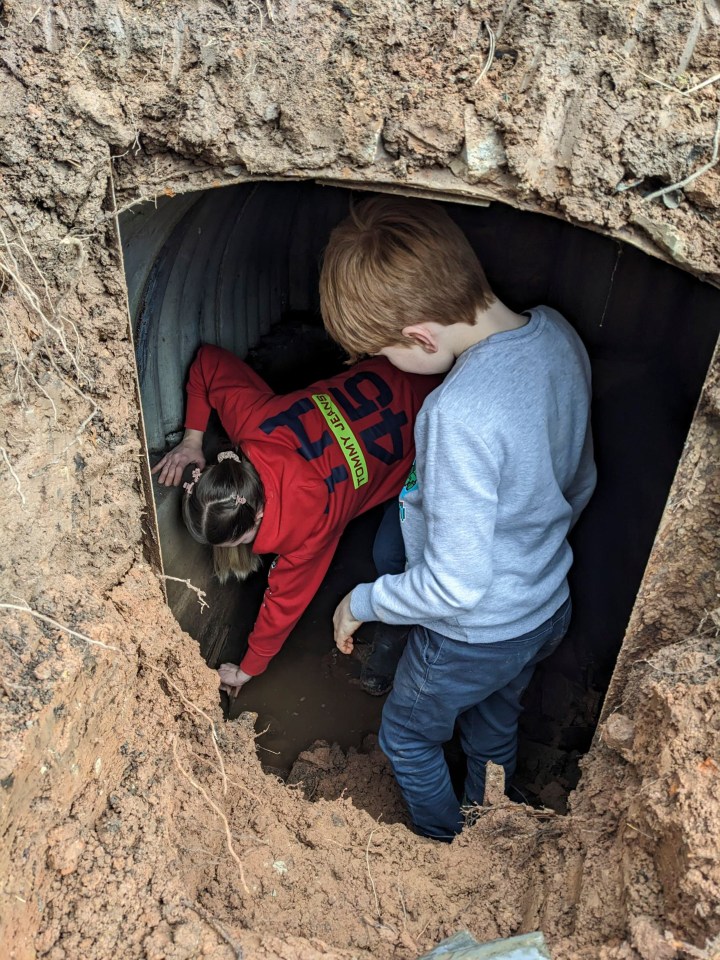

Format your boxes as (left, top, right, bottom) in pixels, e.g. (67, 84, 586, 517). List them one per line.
(152, 344, 437, 696)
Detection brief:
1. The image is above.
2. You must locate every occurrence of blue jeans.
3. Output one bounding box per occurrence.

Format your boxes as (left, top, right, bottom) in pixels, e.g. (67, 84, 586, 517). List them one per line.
(373, 501, 405, 576)
(378, 598, 572, 841)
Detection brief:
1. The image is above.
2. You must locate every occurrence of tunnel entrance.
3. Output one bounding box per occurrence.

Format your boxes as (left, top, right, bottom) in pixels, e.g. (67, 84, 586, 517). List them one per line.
(119, 180, 720, 812)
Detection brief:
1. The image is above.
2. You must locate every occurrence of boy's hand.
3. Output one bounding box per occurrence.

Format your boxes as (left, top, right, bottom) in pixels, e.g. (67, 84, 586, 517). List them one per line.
(218, 663, 253, 698)
(333, 592, 363, 655)
(152, 430, 206, 487)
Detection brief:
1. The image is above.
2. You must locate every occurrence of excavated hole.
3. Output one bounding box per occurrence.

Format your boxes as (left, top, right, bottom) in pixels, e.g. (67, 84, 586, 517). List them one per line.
(119, 179, 720, 816)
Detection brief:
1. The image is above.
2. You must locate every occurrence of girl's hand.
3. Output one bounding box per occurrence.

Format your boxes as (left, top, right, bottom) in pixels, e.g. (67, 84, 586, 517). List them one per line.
(218, 663, 253, 698)
(151, 430, 206, 487)
(333, 592, 363, 655)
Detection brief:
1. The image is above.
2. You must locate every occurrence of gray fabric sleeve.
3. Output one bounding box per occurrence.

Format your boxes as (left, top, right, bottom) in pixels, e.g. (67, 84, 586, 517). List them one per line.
(565, 416, 596, 529)
(350, 407, 500, 626)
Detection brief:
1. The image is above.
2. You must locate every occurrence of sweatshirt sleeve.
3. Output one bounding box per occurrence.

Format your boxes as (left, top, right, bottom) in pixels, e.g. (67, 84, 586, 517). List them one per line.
(240, 529, 343, 676)
(564, 416, 596, 529)
(350, 408, 500, 626)
(185, 345, 274, 434)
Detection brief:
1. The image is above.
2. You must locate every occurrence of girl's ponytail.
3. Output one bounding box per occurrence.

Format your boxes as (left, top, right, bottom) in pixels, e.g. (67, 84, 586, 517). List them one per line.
(182, 448, 265, 583)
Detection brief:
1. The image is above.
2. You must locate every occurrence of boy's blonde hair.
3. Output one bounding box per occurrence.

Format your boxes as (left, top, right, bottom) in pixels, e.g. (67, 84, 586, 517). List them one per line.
(320, 195, 495, 361)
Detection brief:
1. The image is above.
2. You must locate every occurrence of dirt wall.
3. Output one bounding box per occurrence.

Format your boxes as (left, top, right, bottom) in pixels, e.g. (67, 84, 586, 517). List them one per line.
(1, 1, 719, 958)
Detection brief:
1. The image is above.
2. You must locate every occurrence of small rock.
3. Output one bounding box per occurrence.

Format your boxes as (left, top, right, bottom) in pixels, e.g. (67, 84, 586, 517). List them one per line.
(452, 106, 507, 185)
(632, 214, 687, 262)
(684, 168, 720, 209)
(602, 713, 636, 756)
(630, 916, 678, 960)
(34, 661, 53, 681)
(46, 824, 86, 876)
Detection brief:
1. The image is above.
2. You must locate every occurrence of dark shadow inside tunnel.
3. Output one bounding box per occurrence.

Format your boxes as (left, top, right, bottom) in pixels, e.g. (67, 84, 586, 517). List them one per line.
(119, 180, 720, 810)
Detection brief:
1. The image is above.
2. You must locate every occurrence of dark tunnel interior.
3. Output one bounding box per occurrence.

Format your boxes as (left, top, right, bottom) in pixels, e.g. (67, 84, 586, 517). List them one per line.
(119, 180, 720, 808)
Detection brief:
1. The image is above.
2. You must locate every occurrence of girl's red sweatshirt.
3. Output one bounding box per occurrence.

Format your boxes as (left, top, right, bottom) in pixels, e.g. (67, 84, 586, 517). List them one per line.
(185, 345, 439, 676)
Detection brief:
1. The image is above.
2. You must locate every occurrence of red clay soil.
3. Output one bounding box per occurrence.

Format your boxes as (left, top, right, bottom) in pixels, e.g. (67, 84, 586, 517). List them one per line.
(1, 1, 720, 958)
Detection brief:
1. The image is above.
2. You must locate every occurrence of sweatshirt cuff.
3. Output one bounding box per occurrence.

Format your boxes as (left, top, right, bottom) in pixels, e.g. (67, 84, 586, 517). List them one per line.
(239, 649, 271, 676)
(350, 584, 376, 623)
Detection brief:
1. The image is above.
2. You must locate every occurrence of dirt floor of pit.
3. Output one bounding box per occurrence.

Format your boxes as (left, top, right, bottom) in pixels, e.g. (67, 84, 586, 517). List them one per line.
(1, 1, 720, 958)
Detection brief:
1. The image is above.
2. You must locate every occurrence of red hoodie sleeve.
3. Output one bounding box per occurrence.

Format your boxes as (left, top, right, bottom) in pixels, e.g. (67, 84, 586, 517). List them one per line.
(239, 528, 343, 676)
(185, 345, 274, 435)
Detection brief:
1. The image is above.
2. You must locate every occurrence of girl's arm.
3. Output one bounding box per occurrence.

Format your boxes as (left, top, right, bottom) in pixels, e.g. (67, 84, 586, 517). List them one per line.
(154, 345, 272, 487)
(185, 344, 273, 437)
(238, 529, 343, 678)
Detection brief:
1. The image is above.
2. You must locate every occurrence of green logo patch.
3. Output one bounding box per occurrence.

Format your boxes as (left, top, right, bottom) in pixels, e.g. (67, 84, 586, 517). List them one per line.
(312, 393, 369, 489)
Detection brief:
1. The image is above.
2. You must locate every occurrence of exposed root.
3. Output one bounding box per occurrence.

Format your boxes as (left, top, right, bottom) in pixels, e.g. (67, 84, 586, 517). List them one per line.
(162, 575, 209, 614)
(1, 305, 58, 418)
(0, 602, 122, 652)
(365, 828, 380, 917)
(146, 660, 228, 796)
(0, 207, 98, 446)
(615, 52, 720, 97)
(172, 737, 250, 896)
(644, 107, 720, 203)
(634, 607, 720, 680)
(247, 0, 265, 27)
(2, 603, 253, 901)
(666, 932, 720, 960)
(0, 599, 229, 797)
(0, 447, 26, 506)
(180, 899, 244, 959)
(474, 21, 496, 86)
(0, 211, 90, 384)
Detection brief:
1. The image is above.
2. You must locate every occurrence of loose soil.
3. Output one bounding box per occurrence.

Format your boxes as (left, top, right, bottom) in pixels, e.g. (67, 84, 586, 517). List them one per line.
(1, 2, 720, 959)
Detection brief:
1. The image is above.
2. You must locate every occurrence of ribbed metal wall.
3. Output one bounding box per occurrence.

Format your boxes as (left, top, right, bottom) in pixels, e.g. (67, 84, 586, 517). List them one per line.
(120, 181, 351, 452)
(121, 181, 720, 455)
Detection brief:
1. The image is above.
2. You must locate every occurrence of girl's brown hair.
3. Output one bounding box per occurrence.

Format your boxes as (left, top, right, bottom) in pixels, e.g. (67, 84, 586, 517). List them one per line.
(182, 450, 265, 584)
(320, 195, 495, 362)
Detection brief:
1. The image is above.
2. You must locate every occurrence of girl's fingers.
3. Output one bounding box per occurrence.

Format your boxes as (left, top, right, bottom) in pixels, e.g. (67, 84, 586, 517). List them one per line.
(160, 459, 175, 484)
(159, 456, 183, 486)
(153, 449, 206, 487)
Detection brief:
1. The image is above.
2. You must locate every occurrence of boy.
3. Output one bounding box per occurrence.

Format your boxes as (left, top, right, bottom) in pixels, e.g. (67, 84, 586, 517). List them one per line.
(320, 197, 596, 841)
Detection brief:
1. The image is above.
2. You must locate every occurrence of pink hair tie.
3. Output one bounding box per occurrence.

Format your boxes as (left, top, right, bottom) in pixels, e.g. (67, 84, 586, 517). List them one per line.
(234, 494, 246, 506)
(218, 451, 241, 463)
(183, 466, 202, 496)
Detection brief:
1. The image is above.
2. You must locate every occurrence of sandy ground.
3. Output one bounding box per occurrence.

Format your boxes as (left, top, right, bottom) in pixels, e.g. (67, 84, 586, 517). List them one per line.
(1, 1, 720, 958)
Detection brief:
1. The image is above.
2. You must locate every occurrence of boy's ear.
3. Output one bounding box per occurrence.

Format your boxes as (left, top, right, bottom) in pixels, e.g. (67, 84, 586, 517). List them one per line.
(401, 323, 439, 353)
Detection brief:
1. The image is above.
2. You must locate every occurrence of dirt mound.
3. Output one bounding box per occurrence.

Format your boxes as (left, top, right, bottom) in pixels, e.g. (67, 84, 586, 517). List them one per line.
(1, 1, 720, 957)
(288, 735, 410, 827)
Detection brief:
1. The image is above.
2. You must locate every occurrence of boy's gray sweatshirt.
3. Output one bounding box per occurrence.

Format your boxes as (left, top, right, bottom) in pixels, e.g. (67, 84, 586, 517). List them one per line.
(350, 306, 596, 643)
